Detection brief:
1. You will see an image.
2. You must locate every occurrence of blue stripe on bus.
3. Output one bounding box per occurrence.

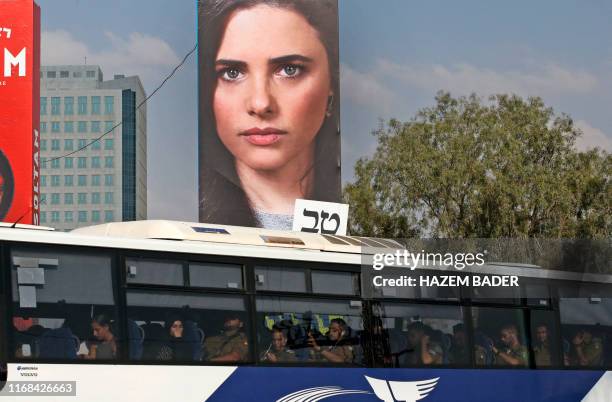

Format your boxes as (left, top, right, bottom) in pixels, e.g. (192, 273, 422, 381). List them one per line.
(205, 368, 606, 402)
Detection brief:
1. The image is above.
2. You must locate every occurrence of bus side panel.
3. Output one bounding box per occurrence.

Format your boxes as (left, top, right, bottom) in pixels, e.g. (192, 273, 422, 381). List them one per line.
(0, 365, 609, 402)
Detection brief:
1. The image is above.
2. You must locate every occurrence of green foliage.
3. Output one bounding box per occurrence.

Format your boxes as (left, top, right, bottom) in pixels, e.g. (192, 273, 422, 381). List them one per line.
(344, 92, 611, 238)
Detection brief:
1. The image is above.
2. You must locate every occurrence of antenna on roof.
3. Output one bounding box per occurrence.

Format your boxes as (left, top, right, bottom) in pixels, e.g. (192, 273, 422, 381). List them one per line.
(10, 211, 29, 228)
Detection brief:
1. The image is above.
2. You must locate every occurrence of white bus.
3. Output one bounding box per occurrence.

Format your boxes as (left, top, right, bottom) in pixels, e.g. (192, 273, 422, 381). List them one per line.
(0, 220, 610, 402)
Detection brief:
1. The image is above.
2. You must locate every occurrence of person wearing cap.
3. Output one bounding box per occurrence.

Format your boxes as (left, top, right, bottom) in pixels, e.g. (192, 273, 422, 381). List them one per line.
(203, 315, 249, 362)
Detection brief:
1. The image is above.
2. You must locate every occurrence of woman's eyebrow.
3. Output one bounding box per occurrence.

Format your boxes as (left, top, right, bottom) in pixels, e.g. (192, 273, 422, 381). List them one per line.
(269, 54, 313, 64)
(215, 59, 247, 69)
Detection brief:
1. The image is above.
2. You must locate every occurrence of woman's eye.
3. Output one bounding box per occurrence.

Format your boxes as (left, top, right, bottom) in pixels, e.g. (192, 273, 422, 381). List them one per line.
(220, 68, 244, 81)
(277, 64, 302, 78)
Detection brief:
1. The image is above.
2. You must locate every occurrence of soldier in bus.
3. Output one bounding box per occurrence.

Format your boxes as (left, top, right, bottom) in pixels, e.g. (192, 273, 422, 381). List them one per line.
(260, 327, 297, 363)
(203, 315, 249, 362)
(492, 324, 528, 367)
(532, 324, 552, 366)
(86, 314, 117, 360)
(401, 322, 443, 366)
(570, 329, 603, 366)
(308, 318, 354, 363)
(449, 323, 469, 364)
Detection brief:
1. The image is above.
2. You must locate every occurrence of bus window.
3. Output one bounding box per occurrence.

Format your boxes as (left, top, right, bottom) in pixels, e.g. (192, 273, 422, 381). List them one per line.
(189, 262, 243, 289)
(11, 248, 118, 361)
(560, 298, 611, 368)
(126, 290, 250, 363)
(370, 303, 465, 367)
(311, 271, 359, 296)
(529, 310, 560, 368)
(472, 307, 529, 368)
(255, 266, 307, 293)
(256, 296, 363, 365)
(126, 259, 184, 286)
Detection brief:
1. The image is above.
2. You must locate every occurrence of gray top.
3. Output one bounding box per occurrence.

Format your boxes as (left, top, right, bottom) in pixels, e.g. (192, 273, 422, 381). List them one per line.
(253, 209, 293, 231)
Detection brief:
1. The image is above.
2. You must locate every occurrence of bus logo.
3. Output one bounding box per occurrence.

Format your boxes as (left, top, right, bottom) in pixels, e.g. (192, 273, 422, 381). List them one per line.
(275, 376, 439, 402)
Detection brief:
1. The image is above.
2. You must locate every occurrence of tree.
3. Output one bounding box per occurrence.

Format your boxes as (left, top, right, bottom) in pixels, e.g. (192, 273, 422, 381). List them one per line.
(344, 92, 611, 238)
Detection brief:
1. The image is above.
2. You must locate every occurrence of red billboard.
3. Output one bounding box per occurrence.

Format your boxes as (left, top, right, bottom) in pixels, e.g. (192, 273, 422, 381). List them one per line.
(0, 0, 40, 225)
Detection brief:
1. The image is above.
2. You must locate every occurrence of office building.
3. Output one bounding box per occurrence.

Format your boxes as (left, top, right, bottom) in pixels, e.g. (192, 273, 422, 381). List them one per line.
(39, 65, 147, 230)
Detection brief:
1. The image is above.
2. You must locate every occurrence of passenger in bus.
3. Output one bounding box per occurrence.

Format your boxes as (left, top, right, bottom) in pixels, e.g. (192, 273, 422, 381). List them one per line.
(157, 318, 193, 361)
(308, 318, 354, 364)
(260, 327, 297, 363)
(492, 324, 528, 367)
(401, 322, 443, 366)
(569, 329, 603, 366)
(532, 324, 552, 366)
(86, 314, 117, 360)
(449, 323, 469, 364)
(203, 315, 249, 362)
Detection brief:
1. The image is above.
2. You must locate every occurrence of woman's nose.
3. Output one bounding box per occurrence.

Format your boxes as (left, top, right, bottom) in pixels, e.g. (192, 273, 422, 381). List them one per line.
(247, 76, 276, 118)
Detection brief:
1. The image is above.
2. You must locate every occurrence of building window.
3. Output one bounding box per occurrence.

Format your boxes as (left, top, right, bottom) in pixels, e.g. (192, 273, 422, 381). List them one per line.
(40, 122, 47, 133)
(91, 96, 101, 115)
(104, 192, 114, 205)
(91, 210, 101, 222)
(40, 140, 47, 151)
(64, 211, 73, 222)
(40, 211, 47, 223)
(73, 71, 82, 78)
(64, 121, 74, 133)
(40, 193, 47, 204)
(104, 121, 115, 133)
(47, 71, 56, 79)
(104, 96, 114, 114)
(64, 97, 74, 115)
(78, 211, 88, 222)
(104, 210, 114, 222)
(86, 70, 96, 78)
(104, 156, 114, 168)
(104, 139, 114, 150)
(51, 159, 60, 169)
(51, 175, 60, 187)
(64, 140, 74, 151)
(104, 174, 114, 186)
(92, 175, 101, 186)
(40, 176, 47, 187)
(78, 139, 87, 149)
(64, 157, 73, 169)
(51, 193, 60, 205)
(91, 156, 101, 169)
(51, 97, 61, 115)
(78, 121, 87, 133)
(40, 97, 47, 115)
(64, 193, 73, 205)
(78, 157, 87, 169)
(60, 71, 69, 78)
(78, 96, 87, 115)
(51, 211, 60, 222)
(78, 193, 87, 204)
(64, 175, 74, 187)
(51, 139, 60, 151)
(91, 192, 101, 204)
(78, 175, 87, 186)
(51, 122, 60, 133)
(91, 121, 101, 133)
(92, 140, 101, 150)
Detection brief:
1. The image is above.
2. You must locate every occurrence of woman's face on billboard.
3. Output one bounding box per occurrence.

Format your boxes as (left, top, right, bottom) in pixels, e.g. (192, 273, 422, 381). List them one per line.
(213, 5, 331, 172)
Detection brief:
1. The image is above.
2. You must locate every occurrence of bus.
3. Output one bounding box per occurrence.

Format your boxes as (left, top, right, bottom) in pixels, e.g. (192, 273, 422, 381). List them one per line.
(0, 220, 610, 402)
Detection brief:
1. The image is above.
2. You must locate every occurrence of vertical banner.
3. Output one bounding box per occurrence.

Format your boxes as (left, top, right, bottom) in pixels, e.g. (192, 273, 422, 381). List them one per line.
(198, 0, 341, 230)
(0, 0, 40, 225)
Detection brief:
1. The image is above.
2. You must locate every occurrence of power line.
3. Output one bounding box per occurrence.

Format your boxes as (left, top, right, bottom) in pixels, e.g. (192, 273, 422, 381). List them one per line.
(41, 42, 198, 166)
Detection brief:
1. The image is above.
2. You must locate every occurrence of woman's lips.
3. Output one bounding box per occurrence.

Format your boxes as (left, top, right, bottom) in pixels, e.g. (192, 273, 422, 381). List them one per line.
(239, 127, 287, 146)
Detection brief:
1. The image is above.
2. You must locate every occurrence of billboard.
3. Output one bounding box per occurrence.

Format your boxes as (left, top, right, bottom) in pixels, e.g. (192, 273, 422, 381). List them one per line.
(0, 0, 40, 225)
(198, 0, 341, 230)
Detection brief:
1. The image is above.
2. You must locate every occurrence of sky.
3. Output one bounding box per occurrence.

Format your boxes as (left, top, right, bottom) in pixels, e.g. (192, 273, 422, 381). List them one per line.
(36, 0, 612, 222)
